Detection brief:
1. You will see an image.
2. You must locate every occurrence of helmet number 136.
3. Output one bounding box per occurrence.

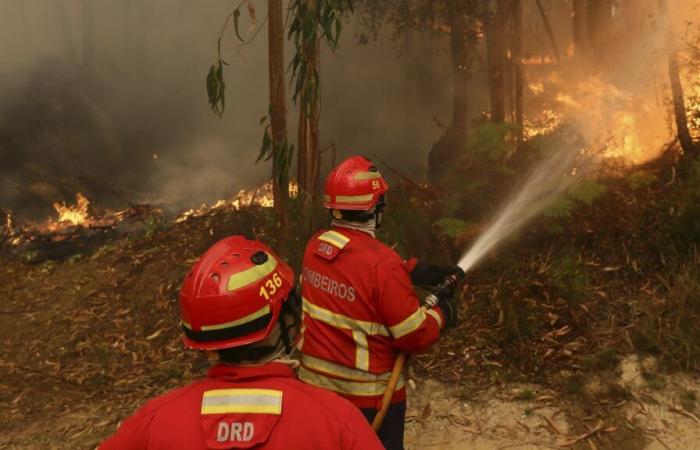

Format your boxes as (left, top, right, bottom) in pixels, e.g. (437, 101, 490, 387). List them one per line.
(259, 272, 283, 300)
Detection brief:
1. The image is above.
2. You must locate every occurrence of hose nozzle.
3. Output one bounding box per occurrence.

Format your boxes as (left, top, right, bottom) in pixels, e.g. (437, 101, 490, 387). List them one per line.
(424, 269, 465, 308)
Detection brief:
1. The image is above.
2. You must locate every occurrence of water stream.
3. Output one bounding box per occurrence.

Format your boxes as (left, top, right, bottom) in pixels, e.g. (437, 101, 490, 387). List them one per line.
(458, 148, 582, 273)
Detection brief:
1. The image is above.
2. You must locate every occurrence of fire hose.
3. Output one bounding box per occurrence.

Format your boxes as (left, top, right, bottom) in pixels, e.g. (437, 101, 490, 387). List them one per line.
(371, 271, 465, 432)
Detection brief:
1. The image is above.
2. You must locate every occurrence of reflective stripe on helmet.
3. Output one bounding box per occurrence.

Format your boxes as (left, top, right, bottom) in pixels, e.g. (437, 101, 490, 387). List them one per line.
(317, 230, 350, 249)
(388, 308, 428, 339)
(298, 366, 404, 397)
(200, 305, 271, 331)
(201, 388, 283, 415)
(301, 354, 394, 382)
(302, 298, 389, 336)
(334, 194, 375, 204)
(354, 171, 383, 180)
(226, 254, 278, 292)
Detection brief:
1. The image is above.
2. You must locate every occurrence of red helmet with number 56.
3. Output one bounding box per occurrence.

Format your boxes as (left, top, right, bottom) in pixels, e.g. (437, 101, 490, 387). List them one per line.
(323, 156, 389, 211)
(179, 235, 295, 351)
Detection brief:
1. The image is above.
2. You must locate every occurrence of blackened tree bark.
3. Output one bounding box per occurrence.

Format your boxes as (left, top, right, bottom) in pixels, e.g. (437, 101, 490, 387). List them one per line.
(572, 0, 589, 57)
(268, 0, 291, 255)
(448, 0, 470, 133)
(658, 0, 696, 159)
(486, 0, 515, 123)
(56, 0, 78, 64)
(512, 0, 523, 142)
(587, 0, 613, 61)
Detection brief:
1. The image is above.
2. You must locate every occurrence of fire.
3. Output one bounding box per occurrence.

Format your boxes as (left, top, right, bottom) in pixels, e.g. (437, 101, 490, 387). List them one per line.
(51, 193, 90, 227)
(175, 181, 299, 223)
(525, 74, 668, 164)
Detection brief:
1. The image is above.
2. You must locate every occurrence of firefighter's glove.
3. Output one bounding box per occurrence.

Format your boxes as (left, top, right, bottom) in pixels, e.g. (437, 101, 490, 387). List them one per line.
(410, 260, 463, 287)
(436, 295, 458, 328)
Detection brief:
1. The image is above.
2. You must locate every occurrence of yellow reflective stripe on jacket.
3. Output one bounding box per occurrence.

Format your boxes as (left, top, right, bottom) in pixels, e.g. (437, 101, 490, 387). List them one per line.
(301, 354, 394, 383)
(200, 305, 271, 331)
(318, 230, 350, 249)
(299, 366, 404, 397)
(227, 254, 278, 291)
(388, 308, 428, 339)
(354, 171, 383, 180)
(201, 388, 282, 415)
(425, 308, 443, 329)
(335, 194, 374, 204)
(302, 298, 389, 336)
(353, 330, 370, 371)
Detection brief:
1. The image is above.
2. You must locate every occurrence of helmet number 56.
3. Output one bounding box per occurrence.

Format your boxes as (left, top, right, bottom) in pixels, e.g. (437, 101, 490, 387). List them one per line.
(259, 272, 283, 300)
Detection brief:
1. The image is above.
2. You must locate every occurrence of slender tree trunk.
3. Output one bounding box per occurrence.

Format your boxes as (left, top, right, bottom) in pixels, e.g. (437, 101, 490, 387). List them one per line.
(56, 0, 78, 64)
(268, 0, 290, 256)
(587, 0, 613, 62)
(447, 0, 469, 133)
(486, 0, 514, 123)
(658, 0, 696, 159)
(512, 0, 524, 143)
(297, 37, 321, 238)
(81, 0, 95, 74)
(572, 0, 588, 58)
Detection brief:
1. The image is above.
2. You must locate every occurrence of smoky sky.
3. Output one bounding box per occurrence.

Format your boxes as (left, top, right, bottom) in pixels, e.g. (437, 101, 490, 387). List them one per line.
(0, 0, 698, 219)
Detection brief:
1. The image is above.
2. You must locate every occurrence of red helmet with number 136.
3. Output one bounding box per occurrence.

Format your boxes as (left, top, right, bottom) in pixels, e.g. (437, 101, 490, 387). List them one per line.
(323, 156, 389, 211)
(179, 236, 295, 351)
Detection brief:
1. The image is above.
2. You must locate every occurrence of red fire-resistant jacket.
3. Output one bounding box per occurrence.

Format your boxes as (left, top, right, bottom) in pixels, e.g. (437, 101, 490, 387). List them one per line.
(99, 362, 383, 450)
(298, 226, 446, 409)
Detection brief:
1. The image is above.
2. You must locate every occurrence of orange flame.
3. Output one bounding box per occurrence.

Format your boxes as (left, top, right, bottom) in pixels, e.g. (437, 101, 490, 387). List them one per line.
(49, 193, 91, 229)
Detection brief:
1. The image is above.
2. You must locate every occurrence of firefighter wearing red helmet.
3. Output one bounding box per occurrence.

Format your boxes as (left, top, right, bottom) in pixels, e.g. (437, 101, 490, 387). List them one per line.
(100, 235, 383, 450)
(299, 156, 463, 450)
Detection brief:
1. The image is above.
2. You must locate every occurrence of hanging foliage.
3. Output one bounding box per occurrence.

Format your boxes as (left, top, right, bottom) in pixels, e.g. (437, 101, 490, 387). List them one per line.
(288, 0, 353, 115)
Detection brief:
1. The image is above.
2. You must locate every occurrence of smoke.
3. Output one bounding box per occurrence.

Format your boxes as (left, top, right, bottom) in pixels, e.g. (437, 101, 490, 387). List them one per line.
(0, 0, 453, 218)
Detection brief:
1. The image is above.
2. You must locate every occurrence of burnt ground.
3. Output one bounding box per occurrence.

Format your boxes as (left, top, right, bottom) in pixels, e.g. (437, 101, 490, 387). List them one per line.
(1, 178, 700, 449)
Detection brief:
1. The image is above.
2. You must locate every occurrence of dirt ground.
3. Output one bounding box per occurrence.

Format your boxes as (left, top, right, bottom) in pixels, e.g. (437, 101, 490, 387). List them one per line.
(405, 355, 700, 449)
(1, 208, 699, 449)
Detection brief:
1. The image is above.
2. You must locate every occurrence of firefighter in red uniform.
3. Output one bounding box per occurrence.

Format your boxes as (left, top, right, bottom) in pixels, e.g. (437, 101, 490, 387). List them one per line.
(100, 235, 383, 450)
(298, 156, 463, 450)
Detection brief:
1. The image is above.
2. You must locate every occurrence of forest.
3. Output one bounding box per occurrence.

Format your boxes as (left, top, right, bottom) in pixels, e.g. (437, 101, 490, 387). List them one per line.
(1, 0, 699, 449)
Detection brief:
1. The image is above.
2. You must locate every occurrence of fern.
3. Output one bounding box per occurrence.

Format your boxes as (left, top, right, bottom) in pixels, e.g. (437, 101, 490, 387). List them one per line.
(433, 218, 470, 238)
(625, 170, 657, 190)
(542, 198, 576, 219)
(568, 180, 607, 206)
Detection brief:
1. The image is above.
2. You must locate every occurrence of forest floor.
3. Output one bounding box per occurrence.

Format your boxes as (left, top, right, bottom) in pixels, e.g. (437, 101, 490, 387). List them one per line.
(1, 192, 699, 449)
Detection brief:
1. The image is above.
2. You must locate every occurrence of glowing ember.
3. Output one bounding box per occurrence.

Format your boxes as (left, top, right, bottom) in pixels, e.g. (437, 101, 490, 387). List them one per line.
(52, 193, 90, 227)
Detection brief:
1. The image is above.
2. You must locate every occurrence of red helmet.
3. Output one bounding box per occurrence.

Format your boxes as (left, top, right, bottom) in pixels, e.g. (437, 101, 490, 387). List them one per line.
(323, 156, 389, 211)
(179, 236, 295, 351)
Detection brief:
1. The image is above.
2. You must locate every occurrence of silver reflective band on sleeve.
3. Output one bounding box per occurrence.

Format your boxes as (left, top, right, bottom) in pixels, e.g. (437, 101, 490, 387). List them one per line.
(388, 308, 427, 338)
(425, 309, 443, 329)
(201, 388, 283, 415)
(299, 366, 404, 397)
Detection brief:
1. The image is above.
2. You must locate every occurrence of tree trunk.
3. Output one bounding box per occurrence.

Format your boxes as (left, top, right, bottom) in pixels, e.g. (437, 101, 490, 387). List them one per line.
(587, 0, 613, 62)
(56, 0, 78, 64)
(81, 0, 95, 74)
(486, 0, 514, 123)
(267, 0, 290, 256)
(658, 0, 696, 159)
(512, 0, 524, 143)
(447, 0, 469, 133)
(572, 0, 588, 58)
(297, 38, 321, 238)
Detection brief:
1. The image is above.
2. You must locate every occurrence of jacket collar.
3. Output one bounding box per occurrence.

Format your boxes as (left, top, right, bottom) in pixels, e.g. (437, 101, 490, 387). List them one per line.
(207, 362, 295, 382)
